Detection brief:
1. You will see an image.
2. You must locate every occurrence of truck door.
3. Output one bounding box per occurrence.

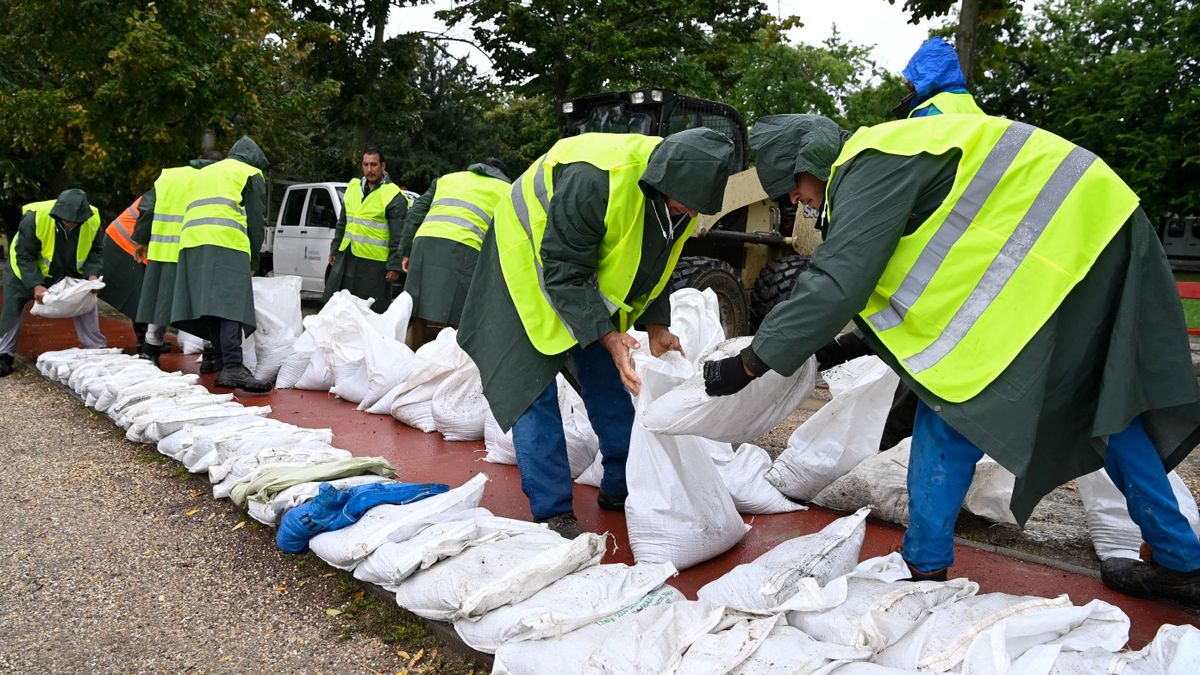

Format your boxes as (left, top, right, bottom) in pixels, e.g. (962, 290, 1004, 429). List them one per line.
(272, 187, 309, 280)
(294, 186, 340, 293)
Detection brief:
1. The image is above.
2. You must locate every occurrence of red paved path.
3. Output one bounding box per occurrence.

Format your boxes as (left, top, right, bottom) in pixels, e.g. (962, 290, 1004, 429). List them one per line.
(11, 311, 1198, 647)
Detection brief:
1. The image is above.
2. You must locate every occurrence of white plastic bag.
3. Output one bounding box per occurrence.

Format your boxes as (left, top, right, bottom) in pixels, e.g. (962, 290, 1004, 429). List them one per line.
(484, 375, 599, 478)
(668, 288, 726, 365)
(1077, 469, 1200, 561)
(369, 290, 413, 342)
(640, 337, 817, 443)
(697, 507, 869, 612)
(357, 330, 416, 411)
(30, 276, 105, 318)
(731, 624, 874, 674)
(250, 275, 304, 382)
(431, 361, 488, 441)
(719, 444, 806, 515)
(766, 356, 900, 501)
(390, 328, 472, 432)
(958, 598, 1130, 675)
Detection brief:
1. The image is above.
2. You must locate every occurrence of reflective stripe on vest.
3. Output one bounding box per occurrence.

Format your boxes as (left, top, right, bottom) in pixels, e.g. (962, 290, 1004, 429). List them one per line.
(105, 196, 142, 261)
(495, 133, 696, 355)
(148, 166, 197, 262)
(10, 200, 101, 280)
(341, 179, 404, 261)
(179, 159, 262, 255)
(414, 171, 510, 251)
(830, 115, 1139, 402)
(909, 92, 986, 117)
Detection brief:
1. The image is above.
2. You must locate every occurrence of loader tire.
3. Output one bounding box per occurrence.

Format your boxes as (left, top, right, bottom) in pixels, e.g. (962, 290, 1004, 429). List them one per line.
(668, 256, 749, 338)
(751, 254, 810, 328)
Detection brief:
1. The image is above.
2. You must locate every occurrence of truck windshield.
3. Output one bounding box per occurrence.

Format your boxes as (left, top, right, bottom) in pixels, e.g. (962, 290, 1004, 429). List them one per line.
(565, 102, 654, 136)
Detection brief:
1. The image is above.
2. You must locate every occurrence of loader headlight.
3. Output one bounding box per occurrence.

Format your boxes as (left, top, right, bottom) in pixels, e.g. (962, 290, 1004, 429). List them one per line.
(650, 89, 664, 102)
(561, 101, 574, 114)
(630, 91, 645, 104)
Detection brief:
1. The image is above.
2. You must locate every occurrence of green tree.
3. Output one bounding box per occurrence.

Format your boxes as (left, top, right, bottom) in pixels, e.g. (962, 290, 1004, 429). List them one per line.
(436, 0, 767, 100)
(887, 0, 1014, 86)
(0, 0, 336, 225)
(977, 0, 1200, 218)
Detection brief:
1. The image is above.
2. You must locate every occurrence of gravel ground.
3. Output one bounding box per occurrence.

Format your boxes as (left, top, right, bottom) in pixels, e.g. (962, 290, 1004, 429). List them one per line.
(752, 378, 1200, 572)
(0, 363, 476, 674)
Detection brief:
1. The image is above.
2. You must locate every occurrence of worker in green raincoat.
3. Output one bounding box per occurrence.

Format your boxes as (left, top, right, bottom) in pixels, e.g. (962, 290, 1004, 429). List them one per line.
(1, 189, 106, 376)
(169, 136, 271, 393)
(324, 147, 409, 313)
(458, 128, 735, 538)
(702, 114, 1200, 604)
(395, 159, 510, 346)
(132, 154, 222, 367)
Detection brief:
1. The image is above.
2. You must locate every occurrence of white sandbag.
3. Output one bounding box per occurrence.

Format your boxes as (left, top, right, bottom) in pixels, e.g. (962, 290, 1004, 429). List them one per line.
(211, 443, 351, 498)
(369, 290, 413, 342)
(108, 379, 205, 422)
(115, 389, 232, 429)
(94, 370, 187, 413)
(453, 562, 678, 654)
(83, 365, 165, 409)
(274, 332, 316, 389)
(308, 473, 488, 570)
(291, 346, 335, 391)
(135, 403, 270, 444)
(177, 330, 206, 354)
(484, 375, 599, 477)
(176, 418, 301, 472)
(731, 624, 874, 675)
(676, 613, 783, 675)
(250, 275, 303, 382)
(574, 452, 604, 488)
(156, 415, 281, 461)
(640, 337, 818, 443)
(1044, 623, 1200, 675)
(357, 330, 416, 411)
(720, 444, 806, 515)
(874, 592, 1074, 673)
(669, 288, 726, 365)
(697, 507, 870, 612)
(240, 331, 257, 371)
(389, 328, 472, 432)
(962, 457, 1018, 526)
(491, 597, 723, 675)
(959, 598, 1130, 675)
(483, 408, 515, 465)
(363, 379, 406, 415)
(248, 475, 395, 526)
(30, 276, 105, 318)
(36, 347, 120, 380)
(766, 356, 900, 501)
(787, 554, 978, 652)
(389, 531, 606, 621)
(354, 513, 548, 586)
(1077, 469, 1200, 561)
(208, 426, 335, 470)
(329, 358, 369, 404)
(431, 361, 488, 441)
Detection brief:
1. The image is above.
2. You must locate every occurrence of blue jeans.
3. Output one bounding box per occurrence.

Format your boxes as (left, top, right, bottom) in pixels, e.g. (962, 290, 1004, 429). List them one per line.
(903, 401, 1200, 573)
(511, 341, 635, 519)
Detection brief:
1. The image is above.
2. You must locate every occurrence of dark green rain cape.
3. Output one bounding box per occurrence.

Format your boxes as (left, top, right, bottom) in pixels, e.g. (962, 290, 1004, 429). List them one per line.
(459, 128, 735, 430)
(747, 114, 1200, 524)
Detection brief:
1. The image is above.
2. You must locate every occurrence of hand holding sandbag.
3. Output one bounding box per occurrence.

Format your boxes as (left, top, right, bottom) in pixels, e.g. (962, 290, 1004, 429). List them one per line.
(703, 355, 755, 396)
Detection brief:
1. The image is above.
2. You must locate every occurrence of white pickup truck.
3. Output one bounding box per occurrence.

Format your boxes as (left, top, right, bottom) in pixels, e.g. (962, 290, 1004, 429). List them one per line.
(261, 181, 418, 298)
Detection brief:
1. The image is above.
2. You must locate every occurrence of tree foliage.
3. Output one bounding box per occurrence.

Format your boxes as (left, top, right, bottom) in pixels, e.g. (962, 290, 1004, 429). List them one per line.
(0, 0, 337, 227)
(976, 0, 1200, 218)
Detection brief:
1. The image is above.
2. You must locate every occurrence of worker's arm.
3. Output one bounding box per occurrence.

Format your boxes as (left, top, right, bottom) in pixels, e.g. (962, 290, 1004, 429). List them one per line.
(747, 151, 932, 377)
(395, 182, 435, 261)
(13, 211, 46, 290)
(130, 188, 156, 246)
(540, 163, 616, 349)
(244, 174, 266, 272)
(384, 191, 410, 275)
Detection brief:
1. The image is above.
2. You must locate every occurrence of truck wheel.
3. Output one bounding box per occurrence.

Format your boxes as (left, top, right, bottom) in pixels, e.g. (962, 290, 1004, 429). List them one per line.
(751, 254, 810, 327)
(668, 256, 749, 338)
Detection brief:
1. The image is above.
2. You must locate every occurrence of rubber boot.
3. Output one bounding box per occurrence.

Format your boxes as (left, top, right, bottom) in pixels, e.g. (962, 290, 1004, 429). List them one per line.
(200, 345, 222, 374)
(215, 364, 272, 393)
(137, 342, 161, 367)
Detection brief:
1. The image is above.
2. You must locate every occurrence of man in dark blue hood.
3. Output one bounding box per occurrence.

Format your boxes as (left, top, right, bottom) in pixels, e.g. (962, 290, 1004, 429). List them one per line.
(897, 38, 984, 118)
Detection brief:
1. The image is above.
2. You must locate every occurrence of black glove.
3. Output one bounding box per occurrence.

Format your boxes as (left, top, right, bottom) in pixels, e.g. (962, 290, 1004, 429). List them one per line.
(814, 332, 871, 371)
(704, 355, 756, 397)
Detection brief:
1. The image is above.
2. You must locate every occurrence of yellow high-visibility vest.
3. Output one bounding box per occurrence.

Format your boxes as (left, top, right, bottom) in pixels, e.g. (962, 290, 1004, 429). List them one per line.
(340, 179, 404, 261)
(495, 133, 696, 355)
(909, 91, 986, 117)
(10, 200, 101, 280)
(414, 171, 510, 251)
(148, 166, 197, 263)
(830, 115, 1138, 402)
(179, 159, 263, 256)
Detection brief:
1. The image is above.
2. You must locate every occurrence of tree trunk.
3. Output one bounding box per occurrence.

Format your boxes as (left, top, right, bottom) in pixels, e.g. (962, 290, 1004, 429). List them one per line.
(956, 0, 982, 89)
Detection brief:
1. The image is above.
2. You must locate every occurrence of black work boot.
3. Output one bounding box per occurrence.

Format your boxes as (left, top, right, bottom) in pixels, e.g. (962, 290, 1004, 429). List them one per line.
(215, 364, 272, 393)
(1100, 557, 1200, 607)
(597, 490, 626, 512)
(0, 354, 13, 378)
(137, 342, 161, 367)
(892, 544, 949, 582)
(538, 512, 585, 540)
(199, 345, 222, 374)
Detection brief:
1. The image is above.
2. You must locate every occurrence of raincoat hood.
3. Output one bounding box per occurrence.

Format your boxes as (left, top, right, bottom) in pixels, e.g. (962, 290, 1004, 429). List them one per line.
(469, 162, 511, 183)
(640, 128, 735, 214)
(49, 188, 93, 224)
(226, 136, 269, 172)
(750, 114, 851, 200)
(903, 38, 968, 99)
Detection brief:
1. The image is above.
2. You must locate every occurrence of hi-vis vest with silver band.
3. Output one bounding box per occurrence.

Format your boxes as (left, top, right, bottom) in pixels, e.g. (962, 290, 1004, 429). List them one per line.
(832, 115, 1138, 403)
(414, 171, 510, 251)
(180, 159, 263, 256)
(10, 200, 101, 280)
(496, 133, 697, 356)
(148, 166, 197, 263)
(909, 92, 985, 117)
(341, 179, 405, 261)
(106, 196, 143, 261)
